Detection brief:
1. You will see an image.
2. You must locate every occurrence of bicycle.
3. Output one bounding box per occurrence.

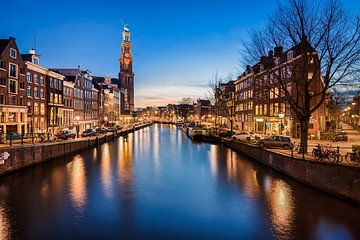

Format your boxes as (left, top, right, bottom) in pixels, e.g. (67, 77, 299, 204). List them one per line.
(345, 145, 360, 166)
(312, 144, 332, 162)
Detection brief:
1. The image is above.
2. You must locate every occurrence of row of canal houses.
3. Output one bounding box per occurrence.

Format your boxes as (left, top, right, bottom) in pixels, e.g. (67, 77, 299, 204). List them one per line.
(0, 37, 125, 136)
(215, 38, 327, 139)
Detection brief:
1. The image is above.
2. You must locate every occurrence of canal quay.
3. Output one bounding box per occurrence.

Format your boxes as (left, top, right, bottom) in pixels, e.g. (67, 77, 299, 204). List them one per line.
(0, 124, 359, 240)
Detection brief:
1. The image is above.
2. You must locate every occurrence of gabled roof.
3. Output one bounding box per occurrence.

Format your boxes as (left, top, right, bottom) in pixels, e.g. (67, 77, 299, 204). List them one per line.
(0, 38, 12, 56)
(50, 68, 81, 77)
(197, 99, 211, 106)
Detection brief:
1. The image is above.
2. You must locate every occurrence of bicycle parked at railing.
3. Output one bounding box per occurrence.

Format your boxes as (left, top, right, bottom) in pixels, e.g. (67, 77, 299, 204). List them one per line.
(312, 144, 343, 163)
(345, 145, 360, 166)
(312, 144, 332, 161)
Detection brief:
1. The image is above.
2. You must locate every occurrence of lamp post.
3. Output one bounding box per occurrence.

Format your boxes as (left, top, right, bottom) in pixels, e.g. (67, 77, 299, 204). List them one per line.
(279, 113, 285, 135)
(75, 116, 80, 138)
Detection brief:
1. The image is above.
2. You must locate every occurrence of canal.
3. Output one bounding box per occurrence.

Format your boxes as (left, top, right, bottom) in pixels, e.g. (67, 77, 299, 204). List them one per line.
(0, 124, 359, 239)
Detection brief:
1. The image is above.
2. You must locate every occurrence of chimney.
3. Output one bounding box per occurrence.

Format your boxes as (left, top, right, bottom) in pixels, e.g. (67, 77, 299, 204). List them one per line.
(246, 65, 251, 74)
(274, 46, 283, 56)
(260, 56, 266, 63)
(268, 50, 273, 57)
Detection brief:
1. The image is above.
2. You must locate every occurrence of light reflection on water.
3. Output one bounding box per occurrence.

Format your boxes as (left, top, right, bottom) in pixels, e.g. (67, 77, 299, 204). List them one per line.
(0, 201, 9, 240)
(67, 155, 87, 211)
(0, 124, 359, 239)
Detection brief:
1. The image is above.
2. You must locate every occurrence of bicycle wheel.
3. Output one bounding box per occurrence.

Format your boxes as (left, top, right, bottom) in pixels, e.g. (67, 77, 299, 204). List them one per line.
(331, 152, 343, 164)
(345, 153, 354, 165)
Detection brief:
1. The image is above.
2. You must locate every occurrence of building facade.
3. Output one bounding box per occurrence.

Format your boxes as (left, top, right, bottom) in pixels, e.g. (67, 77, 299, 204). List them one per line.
(0, 37, 28, 135)
(118, 24, 135, 115)
(63, 80, 74, 128)
(47, 71, 64, 133)
(23, 51, 48, 133)
(218, 40, 326, 138)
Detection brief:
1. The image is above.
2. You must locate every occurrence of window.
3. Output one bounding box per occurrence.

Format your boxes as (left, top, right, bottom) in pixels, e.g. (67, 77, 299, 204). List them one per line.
(54, 93, 58, 104)
(27, 86, 32, 96)
(34, 87, 38, 98)
(19, 81, 24, 89)
(0, 60, 5, 69)
(34, 103, 39, 115)
(287, 51, 293, 60)
(9, 79, 16, 93)
(40, 103, 45, 115)
(59, 80, 62, 90)
(8, 112, 16, 122)
(27, 101, 32, 114)
(40, 76, 44, 85)
(0, 78, 5, 86)
(10, 48, 17, 59)
(33, 74, 38, 84)
(0, 95, 4, 104)
(53, 79, 57, 89)
(50, 92, 53, 103)
(9, 63, 18, 78)
(40, 88, 44, 99)
(20, 67, 25, 75)
(308, 72, 314, 80)
(27, 72, 31, 82)
(49, 77, 53, 88)
(264, 104, 267, 115)
(9, 96, 16, 105)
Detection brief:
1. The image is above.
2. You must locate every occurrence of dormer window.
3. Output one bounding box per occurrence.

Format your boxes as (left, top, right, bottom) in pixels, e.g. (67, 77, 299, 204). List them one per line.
(10, 48, 17, 59)
(33, 57, 39, 65)
(287, 51, 293, 60)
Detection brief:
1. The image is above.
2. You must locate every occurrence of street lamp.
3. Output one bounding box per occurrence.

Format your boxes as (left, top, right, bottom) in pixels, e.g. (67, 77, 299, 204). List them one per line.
(279, 113, 285, 135)
(74, 116, 80, 138)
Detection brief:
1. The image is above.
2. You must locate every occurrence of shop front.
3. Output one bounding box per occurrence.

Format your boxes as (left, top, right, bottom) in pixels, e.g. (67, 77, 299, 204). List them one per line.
(0, 106, 27, 137)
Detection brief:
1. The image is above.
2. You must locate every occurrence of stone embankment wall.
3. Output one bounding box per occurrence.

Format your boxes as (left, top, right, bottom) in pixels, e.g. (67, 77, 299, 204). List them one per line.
(222, 139, 360, 205)
(0, 123, 152, 176)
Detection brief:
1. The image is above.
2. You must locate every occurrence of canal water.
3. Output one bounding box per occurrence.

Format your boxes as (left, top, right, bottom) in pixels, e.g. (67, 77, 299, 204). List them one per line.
(0, 124, 359, 240)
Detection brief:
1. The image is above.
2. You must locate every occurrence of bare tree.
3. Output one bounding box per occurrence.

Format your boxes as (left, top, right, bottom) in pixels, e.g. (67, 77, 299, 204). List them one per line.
(178, 97, 194, 120)
(208, 73, 236, 131)
(240, 0, 360, 153)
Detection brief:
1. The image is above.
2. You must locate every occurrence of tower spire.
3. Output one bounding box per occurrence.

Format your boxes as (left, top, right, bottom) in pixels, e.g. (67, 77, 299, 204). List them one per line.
(118, 23, 134, 115)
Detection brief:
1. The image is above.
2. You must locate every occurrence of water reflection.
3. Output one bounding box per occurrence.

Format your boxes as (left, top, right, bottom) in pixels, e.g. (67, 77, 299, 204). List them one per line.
(118, 137, 133, 186)
(67, 155, 87, 211)
(0, 201, 10, 240)
(153, 124, 160, 171)
(267, 180, 294, 237)
(101, 143, 113, 198)
(0, 124, 359, 239)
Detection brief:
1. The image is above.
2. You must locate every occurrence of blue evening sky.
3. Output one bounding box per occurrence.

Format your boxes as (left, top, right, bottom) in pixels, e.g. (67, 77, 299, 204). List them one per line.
(1, 0, 359, 107)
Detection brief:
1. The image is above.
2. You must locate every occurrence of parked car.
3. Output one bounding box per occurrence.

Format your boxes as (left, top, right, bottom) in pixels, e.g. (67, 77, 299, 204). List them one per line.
(81, 129, 97, 137)
(218, 129, 235, 138)
(107, 125, 120, 132)
(6, 134, 24, 141)
(333, 130, 348, 141)
(56, 130, 76, 140)
(232, 132, 256, 142)
(257, 135, 294, 149)
(95, 127, 108, 134)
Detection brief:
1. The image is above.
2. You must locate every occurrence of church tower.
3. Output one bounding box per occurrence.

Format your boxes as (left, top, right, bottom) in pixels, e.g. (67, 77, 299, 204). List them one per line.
(119, 24, 135, 115)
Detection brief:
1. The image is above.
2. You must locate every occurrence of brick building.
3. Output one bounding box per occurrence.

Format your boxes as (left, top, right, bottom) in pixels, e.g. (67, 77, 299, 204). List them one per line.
(22, 50, 47, 133)
(0, 37, 28, 135)
(47, 71, 65, 133)
(63, 80, 74, 128)
(219, 39, 326, 138)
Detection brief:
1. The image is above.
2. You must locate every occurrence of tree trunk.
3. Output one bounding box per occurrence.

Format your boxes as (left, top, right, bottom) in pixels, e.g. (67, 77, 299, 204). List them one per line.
(299, 116, 310, 153)
(230, 119, 233, 132)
